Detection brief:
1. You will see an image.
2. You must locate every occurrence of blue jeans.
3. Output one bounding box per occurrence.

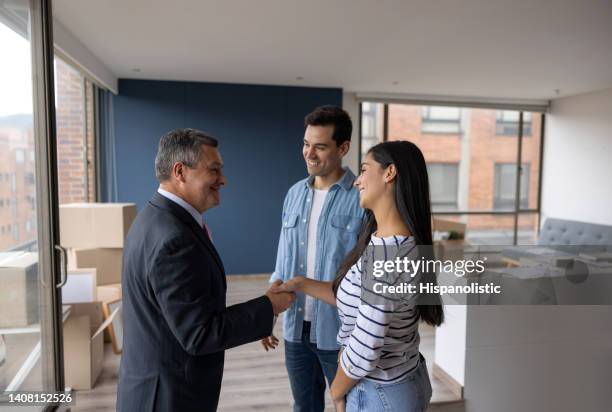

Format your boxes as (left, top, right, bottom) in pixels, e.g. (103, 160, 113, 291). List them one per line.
(346, 354, 432, 412)
(285, 322, 339, 412)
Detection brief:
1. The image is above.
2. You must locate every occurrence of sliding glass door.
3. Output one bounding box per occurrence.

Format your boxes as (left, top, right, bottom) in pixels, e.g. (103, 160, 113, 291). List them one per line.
(1, 0, 64, 409)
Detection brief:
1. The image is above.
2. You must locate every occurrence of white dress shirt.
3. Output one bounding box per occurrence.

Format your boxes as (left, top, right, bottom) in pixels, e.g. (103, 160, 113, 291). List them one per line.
(157, 187, 203, 228)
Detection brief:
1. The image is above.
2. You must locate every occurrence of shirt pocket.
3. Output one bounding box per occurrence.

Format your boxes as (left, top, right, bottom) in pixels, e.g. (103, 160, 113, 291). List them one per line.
(282, 213, 299, 229)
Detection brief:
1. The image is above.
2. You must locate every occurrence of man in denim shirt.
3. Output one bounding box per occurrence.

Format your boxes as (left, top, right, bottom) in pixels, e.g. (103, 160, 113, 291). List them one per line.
(263, 106, 364, 412)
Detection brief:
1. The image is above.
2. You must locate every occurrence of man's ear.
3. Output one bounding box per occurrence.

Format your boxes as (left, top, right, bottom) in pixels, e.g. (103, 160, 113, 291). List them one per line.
(384, 164, 397, 183)
(339, 141, 350, 157)
(172, 162, 186, 183)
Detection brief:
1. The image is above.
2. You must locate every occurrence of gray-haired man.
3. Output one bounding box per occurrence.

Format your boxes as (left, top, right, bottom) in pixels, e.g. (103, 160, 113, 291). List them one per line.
(117, 128, 295, 412)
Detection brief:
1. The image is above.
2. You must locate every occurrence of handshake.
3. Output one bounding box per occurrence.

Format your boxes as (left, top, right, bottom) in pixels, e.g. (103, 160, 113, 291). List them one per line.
(264, 279, 299, 315)
(262, 278, 303, 352)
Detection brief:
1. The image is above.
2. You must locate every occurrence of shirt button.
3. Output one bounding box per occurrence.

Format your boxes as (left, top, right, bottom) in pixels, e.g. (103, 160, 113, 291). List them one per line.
(300, 264, 304, 269)
(348, 364, 353, 370)
(284, 221, 288, 225)
(346, 225, 350, 229)
(300, 241, 304, 246)
(298, 307, 302, 312)
(307, 198, 310, 202)
(302, 219, 307, 223)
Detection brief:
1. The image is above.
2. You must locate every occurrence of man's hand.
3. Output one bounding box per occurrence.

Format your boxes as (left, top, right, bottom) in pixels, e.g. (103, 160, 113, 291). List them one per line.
(260, 335, 279, 351)
(333, 397, 346, 412)
(270, 276, 304, 293)
(265, 280, 296, 314)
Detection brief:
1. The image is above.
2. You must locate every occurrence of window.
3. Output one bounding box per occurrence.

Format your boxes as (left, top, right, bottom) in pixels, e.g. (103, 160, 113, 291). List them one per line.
(365, 103, 543, 244)
(421, 106, 461, 134)
(361, 102, 383, 161)
(25, 172, 34, 185)
(496, 111, 532, 136)
(494, 163, 530, 210)
(15, 148, 24, 164)
(427, 163, 459, 210)
(12, 223, 19, 241)
(55, 57, 97, 203)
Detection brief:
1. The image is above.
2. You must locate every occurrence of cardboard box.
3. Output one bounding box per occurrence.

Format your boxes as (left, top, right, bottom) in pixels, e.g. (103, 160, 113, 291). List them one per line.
(70, 302, 104, 330)
(60, 203, 137, 248)
(63, 302, 117, 390)
(97, 283, 122, 303)
(63, 268, 97, 304)
(96, 285, 122, 343)
(0, 252, 39, 328)
(433, 217, 466, 237)
(434, 240, 466, 262)
(69, 248, 123, 285)
(432, 218, 467, 262)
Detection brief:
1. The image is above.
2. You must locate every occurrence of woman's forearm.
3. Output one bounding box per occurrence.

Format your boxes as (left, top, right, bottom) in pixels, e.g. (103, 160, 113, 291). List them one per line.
(300, 278, 336, 306)
(330, 356, 358, 401)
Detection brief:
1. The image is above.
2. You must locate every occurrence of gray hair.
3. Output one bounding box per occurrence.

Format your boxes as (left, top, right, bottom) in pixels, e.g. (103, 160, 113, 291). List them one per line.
(154, 128, 218, 182)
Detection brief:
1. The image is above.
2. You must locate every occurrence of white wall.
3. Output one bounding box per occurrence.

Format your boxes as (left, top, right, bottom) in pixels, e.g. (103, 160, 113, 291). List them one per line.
(342, 92, 360, 175)
(54, 19, 118, 93)
(434, 304, 466, 385)
(542, 87, 612, 225)
(463, 306, 612, 412)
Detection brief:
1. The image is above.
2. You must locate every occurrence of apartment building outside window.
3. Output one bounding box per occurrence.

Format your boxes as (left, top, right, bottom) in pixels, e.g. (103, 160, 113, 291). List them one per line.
(493, 163, 530, 210)
(421, 106, 461, 134)
(428, 163, 459, 210)
(496, 110, 532, 136)
(361, 101, 544, 244)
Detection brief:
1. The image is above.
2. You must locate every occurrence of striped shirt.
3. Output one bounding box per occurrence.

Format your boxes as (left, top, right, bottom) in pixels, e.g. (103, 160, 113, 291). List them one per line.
(337, 234, 421, 383)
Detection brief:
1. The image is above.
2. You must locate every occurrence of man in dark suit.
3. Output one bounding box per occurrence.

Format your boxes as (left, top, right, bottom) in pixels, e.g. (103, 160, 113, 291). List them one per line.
(117, 128, 295, 411)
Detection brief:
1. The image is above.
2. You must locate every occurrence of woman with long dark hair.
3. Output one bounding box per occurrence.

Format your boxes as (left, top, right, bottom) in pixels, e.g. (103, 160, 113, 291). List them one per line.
(274, 141, 444, 411)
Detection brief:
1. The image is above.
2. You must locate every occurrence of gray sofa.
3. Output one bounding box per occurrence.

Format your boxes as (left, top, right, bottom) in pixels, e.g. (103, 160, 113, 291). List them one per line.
(538, 217, 612, 247)
(503, 217, 612, 262)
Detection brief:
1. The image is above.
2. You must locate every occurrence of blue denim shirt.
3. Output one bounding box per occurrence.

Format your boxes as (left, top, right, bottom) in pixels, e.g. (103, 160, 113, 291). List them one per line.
(270, 167, 364, 350)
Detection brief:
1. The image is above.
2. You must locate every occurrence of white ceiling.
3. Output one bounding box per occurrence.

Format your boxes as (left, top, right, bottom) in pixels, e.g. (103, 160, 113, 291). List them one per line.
(53, 0, 612, 100)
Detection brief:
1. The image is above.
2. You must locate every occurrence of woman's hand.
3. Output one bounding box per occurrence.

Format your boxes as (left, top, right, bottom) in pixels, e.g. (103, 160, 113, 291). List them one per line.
(271, 276, 305, 293)
(260, 335, 279, 351)
(333, 397, 346, 412)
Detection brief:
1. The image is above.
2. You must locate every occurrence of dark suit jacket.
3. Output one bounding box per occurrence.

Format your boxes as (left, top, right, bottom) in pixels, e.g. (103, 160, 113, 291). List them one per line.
(117, 193, 273, 411)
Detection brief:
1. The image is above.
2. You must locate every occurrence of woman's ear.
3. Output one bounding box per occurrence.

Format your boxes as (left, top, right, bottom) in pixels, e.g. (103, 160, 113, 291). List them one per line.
(384, 164, 397, 183)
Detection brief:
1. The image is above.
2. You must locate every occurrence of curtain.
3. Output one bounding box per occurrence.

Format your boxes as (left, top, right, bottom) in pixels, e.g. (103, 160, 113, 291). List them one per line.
(98, 88, 118, 202)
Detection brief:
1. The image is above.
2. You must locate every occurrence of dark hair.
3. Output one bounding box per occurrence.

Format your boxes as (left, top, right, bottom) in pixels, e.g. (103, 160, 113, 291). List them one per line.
(155, 128, 218, 182)
(333, 141, 444, 327)
(304, 105, 352, 146)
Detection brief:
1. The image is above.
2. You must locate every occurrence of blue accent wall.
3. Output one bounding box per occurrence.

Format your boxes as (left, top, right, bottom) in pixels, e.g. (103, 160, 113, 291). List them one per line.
(113, 79, 342, 274)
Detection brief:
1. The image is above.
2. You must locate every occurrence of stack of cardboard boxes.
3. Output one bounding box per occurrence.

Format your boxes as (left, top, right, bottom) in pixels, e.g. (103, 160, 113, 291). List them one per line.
(0, 252, 39, 329)
(59, 203, 136, 389)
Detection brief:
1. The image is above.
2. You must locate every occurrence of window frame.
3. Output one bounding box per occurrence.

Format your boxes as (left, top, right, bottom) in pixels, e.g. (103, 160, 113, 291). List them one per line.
(496, 110, 532, 136)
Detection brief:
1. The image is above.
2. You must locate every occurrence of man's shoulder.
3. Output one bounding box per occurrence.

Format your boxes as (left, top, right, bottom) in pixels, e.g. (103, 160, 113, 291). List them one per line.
(127, 201, 193, 249)
(286, 177, 309, 196)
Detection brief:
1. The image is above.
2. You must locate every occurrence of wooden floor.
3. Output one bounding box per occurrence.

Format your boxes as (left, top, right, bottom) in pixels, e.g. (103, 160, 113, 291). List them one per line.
(69, 276, 461, 411)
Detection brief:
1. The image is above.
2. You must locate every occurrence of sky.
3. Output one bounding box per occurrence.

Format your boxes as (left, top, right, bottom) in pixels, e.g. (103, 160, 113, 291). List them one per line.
(0, 20, 33, 117)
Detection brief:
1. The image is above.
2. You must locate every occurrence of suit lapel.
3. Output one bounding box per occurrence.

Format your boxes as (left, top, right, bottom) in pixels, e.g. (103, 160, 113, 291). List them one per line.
(150, 193, 225, 279)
